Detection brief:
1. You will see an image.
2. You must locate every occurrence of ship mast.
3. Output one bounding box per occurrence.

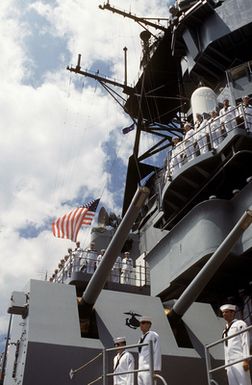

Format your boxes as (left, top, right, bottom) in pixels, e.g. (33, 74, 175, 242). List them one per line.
(98, 1, 169, 32)
(67, 4, 182, 214)
(67, 54, 133, 95)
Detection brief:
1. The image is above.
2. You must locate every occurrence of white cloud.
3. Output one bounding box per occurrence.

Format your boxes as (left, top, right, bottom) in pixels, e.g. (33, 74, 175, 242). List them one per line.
(0, 2, 30, 84)
(0, 0, 169, 344)
(29, 0, 170, 82)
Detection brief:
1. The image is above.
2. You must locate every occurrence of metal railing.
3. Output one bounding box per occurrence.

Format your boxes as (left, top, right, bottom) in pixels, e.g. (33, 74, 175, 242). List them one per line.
(69, 352, 103, 381)
(205, 324, 252, 385)
(104, 341, 154, 385)
(166, 105, 252, 178)
(69, 340, 166, 385)
(49, 254, 150, 288)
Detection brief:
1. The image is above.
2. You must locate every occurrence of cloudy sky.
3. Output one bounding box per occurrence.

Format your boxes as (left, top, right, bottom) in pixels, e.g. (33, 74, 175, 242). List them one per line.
(0, 0, 171, 349)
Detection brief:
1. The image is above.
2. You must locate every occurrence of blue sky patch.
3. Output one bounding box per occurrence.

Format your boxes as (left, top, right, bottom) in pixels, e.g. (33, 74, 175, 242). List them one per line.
(18, 219, 52, 239)
(21, 6, 71, 87)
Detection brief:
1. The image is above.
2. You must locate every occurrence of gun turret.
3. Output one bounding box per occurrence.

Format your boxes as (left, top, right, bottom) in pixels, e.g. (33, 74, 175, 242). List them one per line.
(80, 186, 150, 307)
(169, 209, 252, 321)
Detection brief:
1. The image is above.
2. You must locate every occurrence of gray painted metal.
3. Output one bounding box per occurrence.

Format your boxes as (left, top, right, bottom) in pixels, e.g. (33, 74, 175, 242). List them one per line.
(171, 209, 252, 318)
(4, 280, 226, 385)
(184, 0, 252, 74)
(3, 280, 103, 385)
(148, 181, 252, 297)
(82, 186, 150, 306)
(2, 2, 252, 385)
(3, 280, 226, 385)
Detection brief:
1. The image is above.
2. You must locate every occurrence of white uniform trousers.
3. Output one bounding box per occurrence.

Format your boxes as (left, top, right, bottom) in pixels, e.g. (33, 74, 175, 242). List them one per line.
(227, 362, 251, 385)
(138, 366, 154, 385)
(138, 331, 161, 385)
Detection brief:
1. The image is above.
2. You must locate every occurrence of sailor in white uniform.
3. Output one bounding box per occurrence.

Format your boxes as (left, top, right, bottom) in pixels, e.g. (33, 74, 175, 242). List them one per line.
(238, 96, 252, 132)
(183, 122, 197, 161)
(195, 113, 210, 154)
(138, 316, 161, 385)
(208, 110, 223, 149)
(112, 255, 122, 283)
(67, 248, 73, 276)
(85, 242, 98, 274)
(169, 137, 184, 176)
(72, 241, 83, 272)
(121, 252, 133, 284)
(113, 336, 134, 385)
(220, 304, 251, 385)
(96, 249, 105, 268)
(219, 99, 237, 133)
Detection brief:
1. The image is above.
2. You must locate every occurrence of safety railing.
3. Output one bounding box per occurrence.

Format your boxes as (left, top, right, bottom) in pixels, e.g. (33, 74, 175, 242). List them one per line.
(205, 324, 252, 385)
(49, 255, 150, 288)
(69, 340, 166, 385)
(69, 352, 103, 382)
(166, 104, 252, 178)
(104, 341, 154, 385)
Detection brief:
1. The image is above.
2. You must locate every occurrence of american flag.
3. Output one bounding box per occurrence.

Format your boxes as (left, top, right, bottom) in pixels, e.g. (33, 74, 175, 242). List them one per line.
(52, 199, 100, 242)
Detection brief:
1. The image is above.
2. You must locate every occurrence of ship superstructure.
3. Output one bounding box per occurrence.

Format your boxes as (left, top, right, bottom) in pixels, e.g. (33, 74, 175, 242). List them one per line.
(1, 1, 252, 385)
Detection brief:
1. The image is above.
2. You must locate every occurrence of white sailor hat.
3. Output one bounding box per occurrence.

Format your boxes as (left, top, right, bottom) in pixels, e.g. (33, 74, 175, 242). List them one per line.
(114, 337, 126, 345)
(220, 304, 236, 312)
(139, 316, 152, 323)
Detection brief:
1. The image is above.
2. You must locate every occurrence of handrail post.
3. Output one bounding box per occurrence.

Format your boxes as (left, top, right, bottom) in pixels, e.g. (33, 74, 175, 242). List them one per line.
(240, 104, 248, 130)
(205, 342, 212, 385)
(149, 340, 155, 385)
(208, 121, 214, 150)
(102, 348, 107, 385)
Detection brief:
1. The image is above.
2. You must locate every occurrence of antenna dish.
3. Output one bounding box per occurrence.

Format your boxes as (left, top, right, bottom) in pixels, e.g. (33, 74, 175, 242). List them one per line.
(98, 207, 110, 227)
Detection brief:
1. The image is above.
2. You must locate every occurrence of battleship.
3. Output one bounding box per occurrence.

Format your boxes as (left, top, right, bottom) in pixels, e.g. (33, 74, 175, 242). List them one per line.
(1, 0, 252, 384)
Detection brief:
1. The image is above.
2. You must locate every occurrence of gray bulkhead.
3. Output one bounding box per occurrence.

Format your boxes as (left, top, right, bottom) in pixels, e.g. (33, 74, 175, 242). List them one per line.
(146, 181, 252, 298)
(4, 279, 226, 385)
(182, 0, 252, 75)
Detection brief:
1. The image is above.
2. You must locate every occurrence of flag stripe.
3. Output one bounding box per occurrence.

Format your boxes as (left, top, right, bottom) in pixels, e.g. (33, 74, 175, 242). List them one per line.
(60, 213, 67, 239)
(70, 208, 80, 241)
(52, 199, 100, 242)
(73, 208, 88, 242)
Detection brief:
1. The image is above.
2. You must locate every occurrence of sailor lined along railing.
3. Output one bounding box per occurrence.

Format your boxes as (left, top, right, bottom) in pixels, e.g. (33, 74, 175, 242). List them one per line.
(165, 105, 252, 180)
(49, 252, 150, 288)
(69, 340, 165, 385)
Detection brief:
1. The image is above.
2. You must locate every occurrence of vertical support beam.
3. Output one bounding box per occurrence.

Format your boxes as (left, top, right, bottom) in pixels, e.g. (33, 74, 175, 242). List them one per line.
(123, 47, 128, 87)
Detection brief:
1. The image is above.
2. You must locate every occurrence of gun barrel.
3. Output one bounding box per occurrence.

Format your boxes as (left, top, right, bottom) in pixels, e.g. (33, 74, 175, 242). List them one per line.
(169, 209, 252, 320)
(81, 186, 150, 306)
